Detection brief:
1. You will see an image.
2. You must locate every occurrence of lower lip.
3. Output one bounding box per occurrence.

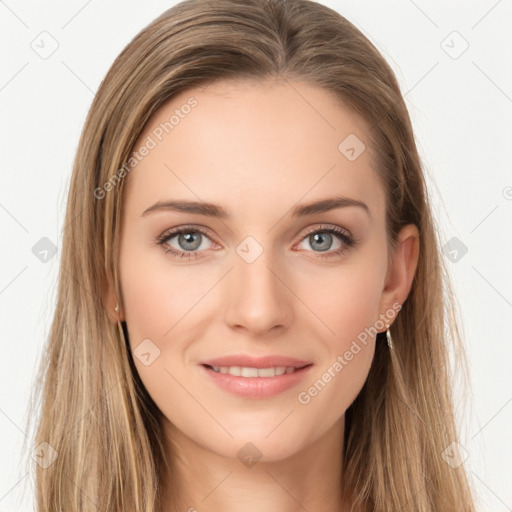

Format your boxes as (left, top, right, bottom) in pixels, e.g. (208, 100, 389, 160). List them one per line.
(200, 364, 313, 399)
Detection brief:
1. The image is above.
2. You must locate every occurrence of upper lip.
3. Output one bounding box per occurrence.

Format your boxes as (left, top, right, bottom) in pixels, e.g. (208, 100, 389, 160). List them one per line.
(200, 355, 313, 369)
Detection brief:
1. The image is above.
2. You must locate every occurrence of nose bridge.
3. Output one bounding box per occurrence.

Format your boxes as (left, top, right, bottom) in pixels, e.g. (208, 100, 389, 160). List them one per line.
(225, 236, 291, 333)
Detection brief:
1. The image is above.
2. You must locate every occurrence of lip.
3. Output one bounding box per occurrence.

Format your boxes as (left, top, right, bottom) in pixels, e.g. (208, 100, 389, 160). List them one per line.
(199, 355, 313, 399)
(200, 355, 312, 368)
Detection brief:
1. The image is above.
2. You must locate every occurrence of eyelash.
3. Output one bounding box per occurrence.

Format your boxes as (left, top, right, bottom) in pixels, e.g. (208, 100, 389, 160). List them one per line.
(156, 224, 357, 261)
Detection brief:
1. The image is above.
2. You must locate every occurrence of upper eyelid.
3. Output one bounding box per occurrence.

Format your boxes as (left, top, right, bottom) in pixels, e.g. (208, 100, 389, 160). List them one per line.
(159, 224, 215, 243)
(301, 224, 351, 237)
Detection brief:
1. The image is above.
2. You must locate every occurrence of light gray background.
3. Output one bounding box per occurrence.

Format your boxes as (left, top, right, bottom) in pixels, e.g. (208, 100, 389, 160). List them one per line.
(1, 1, 511, 510)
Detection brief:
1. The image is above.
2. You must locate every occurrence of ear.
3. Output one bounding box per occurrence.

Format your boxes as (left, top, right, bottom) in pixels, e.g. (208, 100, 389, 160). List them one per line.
(103, 273, 124, 324)
(377, 224, 419, 331)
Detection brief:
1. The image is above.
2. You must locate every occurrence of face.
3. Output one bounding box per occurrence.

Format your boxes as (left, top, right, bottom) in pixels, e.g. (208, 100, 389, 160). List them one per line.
(115, 78, 407, 463)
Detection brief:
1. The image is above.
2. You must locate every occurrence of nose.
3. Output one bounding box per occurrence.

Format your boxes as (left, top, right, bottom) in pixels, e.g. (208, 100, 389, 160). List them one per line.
(224, 247, 293, 335)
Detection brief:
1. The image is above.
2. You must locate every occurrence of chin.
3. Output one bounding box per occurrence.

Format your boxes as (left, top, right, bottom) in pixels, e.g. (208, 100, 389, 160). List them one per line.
(223, 427, 314, 463)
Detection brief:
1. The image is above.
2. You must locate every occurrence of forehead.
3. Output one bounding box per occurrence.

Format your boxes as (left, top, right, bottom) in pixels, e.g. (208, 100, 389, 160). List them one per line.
(123, 78, 385, 222)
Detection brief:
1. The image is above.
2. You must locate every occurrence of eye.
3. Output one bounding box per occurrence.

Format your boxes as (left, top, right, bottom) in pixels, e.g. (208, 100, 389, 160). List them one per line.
(295, 224, 356, 259)
(156, 224, 357, 261)
(156, 226, 215, 260)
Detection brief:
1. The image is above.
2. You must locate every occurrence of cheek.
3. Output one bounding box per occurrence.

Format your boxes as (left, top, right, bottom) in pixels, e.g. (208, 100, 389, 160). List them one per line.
(119, 239, 213, 343)
(291, 257, 384, 412)
(298, 256, 385, 344)
(118, 243, 207, 409)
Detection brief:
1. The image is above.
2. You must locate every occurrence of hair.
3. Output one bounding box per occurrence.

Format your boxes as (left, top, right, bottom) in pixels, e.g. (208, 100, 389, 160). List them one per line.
(23, 0, 477, 510)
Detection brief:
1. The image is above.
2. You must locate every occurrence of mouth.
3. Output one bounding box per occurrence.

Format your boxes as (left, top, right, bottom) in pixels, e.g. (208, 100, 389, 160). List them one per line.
(202, 363, 311, 378)
(200, 363, 313, 399)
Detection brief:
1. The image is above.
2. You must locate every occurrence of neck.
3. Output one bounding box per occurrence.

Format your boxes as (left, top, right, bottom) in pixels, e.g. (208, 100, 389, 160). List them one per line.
(159, 416, 349, 512)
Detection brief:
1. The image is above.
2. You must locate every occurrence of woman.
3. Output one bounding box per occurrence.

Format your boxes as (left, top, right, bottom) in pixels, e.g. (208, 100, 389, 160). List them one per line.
(25, 0, 477, 510)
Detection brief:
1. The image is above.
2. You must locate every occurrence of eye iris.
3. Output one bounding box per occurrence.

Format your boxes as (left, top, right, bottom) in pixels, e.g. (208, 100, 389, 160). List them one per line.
(310, 232, 332, 252)
(179, 231, 201, 251)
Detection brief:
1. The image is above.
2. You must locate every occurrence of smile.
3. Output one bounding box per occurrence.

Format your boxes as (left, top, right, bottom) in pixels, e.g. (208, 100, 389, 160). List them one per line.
(200, 363, 313, 398)
(205, 365, 303, 377)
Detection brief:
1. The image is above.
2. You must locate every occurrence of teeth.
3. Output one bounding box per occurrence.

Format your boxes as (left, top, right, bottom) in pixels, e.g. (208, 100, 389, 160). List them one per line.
(241, 367, 258, 377)
(210, 365, 298, 377)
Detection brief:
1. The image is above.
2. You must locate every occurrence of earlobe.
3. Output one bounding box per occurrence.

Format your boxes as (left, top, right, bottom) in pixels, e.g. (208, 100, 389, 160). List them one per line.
(103, 275, 124, 324)
(379, 224, 420, 325)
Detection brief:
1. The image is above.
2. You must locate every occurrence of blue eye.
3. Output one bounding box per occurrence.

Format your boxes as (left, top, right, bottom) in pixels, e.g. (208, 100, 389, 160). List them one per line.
(156, 224, 356, 260)
(156, 226, 214, 259)
(297, 225, 356, 258)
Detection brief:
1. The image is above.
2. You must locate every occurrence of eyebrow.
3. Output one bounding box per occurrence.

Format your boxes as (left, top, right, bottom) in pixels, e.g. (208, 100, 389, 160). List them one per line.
(141, 196, 370, 219)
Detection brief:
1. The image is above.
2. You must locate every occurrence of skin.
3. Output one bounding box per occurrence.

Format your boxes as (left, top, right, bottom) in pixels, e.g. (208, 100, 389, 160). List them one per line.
(105, 77, 419, 512)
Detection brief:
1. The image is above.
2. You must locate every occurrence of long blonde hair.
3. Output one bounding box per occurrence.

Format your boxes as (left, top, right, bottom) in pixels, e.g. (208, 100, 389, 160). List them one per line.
(24, 0, 477, 510)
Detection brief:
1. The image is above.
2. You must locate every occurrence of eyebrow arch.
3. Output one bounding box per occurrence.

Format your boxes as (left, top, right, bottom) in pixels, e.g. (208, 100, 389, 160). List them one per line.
(141, 196, 370, 219)
(292, 196, 370, 218)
